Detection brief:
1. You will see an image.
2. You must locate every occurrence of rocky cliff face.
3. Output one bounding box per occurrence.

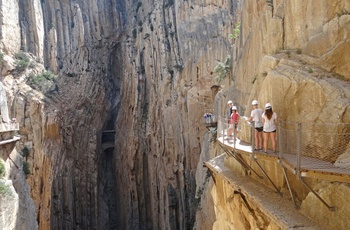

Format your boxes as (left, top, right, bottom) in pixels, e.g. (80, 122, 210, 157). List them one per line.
(208, 0, 350, 229)
(0, 0, 349, 230)
(1, 0, 235, 229)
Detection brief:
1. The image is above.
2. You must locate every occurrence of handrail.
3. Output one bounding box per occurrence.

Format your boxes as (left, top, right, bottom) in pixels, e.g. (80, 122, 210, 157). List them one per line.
(216, 117, 350, 210)
(217, 117, 350, 168)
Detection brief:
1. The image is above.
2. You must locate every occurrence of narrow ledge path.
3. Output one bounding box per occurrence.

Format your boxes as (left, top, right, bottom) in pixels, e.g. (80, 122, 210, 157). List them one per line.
(204, 154, 325, 230)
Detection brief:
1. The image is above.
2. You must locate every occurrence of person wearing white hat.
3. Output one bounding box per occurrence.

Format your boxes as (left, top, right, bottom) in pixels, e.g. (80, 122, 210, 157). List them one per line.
(262, 103, 278, 153)
(227, 100, 233, 117)
(227, 106, 240, 141)
(246, 100, 263, 151)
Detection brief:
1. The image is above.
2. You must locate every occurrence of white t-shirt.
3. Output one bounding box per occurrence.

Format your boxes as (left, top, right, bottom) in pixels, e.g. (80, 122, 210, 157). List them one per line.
(262, 112, 277, 132)
(250, 108, 263, 128)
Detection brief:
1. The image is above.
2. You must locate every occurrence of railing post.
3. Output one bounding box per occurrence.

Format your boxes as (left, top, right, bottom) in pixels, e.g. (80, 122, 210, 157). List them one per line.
(296, 122, 302, 178)
(278, 122, 282, 158)
(251, 124, 255, 152)
(223, 116, 225, 143)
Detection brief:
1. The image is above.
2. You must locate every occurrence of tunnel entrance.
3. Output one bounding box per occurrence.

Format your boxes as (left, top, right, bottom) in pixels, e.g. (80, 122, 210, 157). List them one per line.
(98, 143, 119, 230)
(97, 124, 120, 229)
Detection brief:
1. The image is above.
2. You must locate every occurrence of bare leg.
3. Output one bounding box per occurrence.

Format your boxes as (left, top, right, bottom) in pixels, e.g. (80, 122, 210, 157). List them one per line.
(258, 131, 263, 149)
(254, 129, 259, 149)
(227, 127, 232, 137)
(263, 132, 269, 152)
(271, 132, 277, 152)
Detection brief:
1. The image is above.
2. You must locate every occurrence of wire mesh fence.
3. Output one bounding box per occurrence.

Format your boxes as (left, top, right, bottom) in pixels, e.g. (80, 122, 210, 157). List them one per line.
(217, 116, 254, 148)
(278, 121, 350, 171)
(217, 117, 350, 174)
(217, 116, 230, 141)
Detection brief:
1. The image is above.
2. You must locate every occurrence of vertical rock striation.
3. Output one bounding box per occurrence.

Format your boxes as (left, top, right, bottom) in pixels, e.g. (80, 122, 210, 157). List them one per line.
(1, 0, 348, 229)
(4, 0, 233, 228)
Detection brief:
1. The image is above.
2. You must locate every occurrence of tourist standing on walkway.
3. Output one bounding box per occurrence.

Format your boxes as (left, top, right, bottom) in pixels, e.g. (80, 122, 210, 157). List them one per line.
(226, 100, 233, 135)
(246, 100, 263, 151)
(262, 103, 278, 153)
(227, 100, 233, 117)
(228, 106, 239, 141)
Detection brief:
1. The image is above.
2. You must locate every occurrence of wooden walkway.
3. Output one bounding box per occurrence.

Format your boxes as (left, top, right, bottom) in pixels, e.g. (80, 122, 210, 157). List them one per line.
(218, 137, 350, 183)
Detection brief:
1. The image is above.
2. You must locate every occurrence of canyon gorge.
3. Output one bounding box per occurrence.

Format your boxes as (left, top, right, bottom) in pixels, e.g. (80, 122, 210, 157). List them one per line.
(0, 0, 350, 229)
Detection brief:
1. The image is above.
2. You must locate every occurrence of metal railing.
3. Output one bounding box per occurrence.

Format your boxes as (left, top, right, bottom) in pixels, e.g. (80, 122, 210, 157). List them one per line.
(217, 116, 350, 170)
(217, 116, 253, 148)
(278, 121, 350, 173)
(216, 116, 350, 210)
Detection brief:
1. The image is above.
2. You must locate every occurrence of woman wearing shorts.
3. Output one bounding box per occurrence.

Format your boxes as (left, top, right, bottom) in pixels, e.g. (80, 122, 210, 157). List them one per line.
(246, 100, 263, 151)
(228, 106, 239, 141)
(262, 103, 278, 153)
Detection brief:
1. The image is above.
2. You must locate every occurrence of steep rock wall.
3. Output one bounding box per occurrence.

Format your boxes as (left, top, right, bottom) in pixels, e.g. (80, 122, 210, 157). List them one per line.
(208, 0, 350, 229)
(1, 0, 236, 229)
(113, 1, 236, 229)
(1, 0, 124, 229)
(1, 0, 348, 229)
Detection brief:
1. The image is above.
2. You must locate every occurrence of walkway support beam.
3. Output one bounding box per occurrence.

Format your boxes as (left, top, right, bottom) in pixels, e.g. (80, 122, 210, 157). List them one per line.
(299, 177, 335, 211)
(253, 158, 282, 196)
(279, 160, 298, 208)
(219, 143, 263, 179)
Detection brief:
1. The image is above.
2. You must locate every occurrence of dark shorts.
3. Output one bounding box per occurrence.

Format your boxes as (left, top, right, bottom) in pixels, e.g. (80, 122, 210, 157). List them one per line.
(264, 130, 276, 133)
(255, 127, 263, 132)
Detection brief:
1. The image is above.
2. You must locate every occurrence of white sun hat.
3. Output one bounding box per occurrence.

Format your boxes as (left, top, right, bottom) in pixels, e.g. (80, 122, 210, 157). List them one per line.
(252, 100, 258, 105)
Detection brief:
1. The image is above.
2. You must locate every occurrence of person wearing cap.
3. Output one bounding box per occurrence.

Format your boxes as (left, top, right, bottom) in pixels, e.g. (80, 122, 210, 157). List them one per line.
(262, 103, 278, 153)
(227, 100, 233, 117)
(246, 100, 263, 151)
(227, 106, 240, 141)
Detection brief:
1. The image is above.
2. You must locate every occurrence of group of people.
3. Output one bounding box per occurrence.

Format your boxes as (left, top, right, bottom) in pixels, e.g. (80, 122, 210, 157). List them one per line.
(227, 100, 278, 153)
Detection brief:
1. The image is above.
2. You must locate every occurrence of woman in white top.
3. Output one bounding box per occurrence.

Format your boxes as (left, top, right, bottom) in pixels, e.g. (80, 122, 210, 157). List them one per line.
(262, 103, 278, 153)
(246, 100, 263, 151)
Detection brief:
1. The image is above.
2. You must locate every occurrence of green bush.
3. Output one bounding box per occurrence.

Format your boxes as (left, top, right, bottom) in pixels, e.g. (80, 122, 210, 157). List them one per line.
(23, 161, 30, 176)
(27, 70, 55, 91)
(15, 51, 30, 71)
(0, 50, 4, 63)
(0, 160, 5, 178)
(21, 146, 30, 158)
(29, 61, 37, 69)
(229, 21, 241, 40)
(0, 181, 11, 196)
(213, 55, 232, 84)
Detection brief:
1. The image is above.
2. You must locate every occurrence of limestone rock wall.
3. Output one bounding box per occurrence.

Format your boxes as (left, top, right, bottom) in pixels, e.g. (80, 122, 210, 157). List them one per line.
(113, 1, 236, 229)
(1, 0, 124, 229)
(0, 0, 349, 229)
(209, 0, 350, 229)
(0, 150, 38, 230)
(1, 0, 235, 228)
